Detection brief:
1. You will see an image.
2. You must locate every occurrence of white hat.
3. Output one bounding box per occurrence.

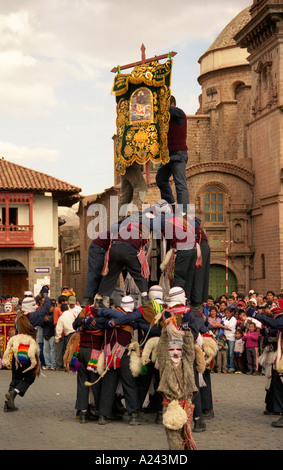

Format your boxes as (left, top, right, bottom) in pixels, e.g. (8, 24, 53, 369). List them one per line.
(120, 295, 135, 313)
(24, 291, 33, 296)
(148, 285, 163, 301)
(168, 287, 186, 308)
(249, 298, 257, 306)
(22, 297, 37, 313)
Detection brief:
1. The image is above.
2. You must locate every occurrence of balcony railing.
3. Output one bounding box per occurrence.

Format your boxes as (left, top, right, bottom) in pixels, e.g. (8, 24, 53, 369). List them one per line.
(0, 225, 34, 247)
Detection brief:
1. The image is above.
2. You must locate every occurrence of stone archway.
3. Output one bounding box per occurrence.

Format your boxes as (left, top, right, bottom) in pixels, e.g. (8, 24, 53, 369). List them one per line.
(0, 259, 28, 298)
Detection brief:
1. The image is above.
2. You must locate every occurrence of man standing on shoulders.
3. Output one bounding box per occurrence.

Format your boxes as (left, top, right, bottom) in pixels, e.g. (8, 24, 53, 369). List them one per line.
(156, 95, 189, 211)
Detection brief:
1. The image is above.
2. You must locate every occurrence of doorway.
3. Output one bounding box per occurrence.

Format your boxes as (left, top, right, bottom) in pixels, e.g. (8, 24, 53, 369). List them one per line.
(0, 259, 28, 297)
(208, 264, 237, 299)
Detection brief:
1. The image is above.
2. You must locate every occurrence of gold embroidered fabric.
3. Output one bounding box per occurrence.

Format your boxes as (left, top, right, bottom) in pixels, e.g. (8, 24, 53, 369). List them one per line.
(112, 59, 172, 175)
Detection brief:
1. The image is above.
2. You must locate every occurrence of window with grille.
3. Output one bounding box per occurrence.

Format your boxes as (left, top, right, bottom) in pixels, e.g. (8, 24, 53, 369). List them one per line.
(204, 187, 224, 222)
(68, 251, 80, 273)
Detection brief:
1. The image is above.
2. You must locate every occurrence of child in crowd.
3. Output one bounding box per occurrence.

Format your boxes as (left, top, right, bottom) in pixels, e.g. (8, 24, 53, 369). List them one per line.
(216, 334, 227, 373)
(234, 329, 245, 374)
(242, 322, 260, 375)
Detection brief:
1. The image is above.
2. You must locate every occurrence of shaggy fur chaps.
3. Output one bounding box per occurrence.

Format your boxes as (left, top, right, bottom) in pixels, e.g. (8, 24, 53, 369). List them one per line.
(2, 334, 40, 373)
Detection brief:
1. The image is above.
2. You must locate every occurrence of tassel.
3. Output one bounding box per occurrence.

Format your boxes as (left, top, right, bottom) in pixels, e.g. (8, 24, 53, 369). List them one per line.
(69, 342, 80, 372)
(70, 356, 80, 372)
(140, 364, 148, 375)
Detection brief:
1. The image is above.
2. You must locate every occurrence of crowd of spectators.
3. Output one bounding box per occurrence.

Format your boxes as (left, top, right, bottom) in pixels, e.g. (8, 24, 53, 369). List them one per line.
(203, 289, 282, 375)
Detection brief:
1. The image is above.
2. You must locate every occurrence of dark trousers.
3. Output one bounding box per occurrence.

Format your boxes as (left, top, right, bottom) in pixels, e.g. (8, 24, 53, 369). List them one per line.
(173, 247, 197, 302)
(98, 242, 148, 297)
(136, 361, 162, 411)
(200, 369, 213, 412)
(246, 347, 257, 372)
(234, 353, 245, 373)
(55, 338, 64, 369)
(265, 370, 283, 414)
(76, 346, 101, 411)
(99, 354, 140, 417)
(84, 242, 106, 299)
(156, 153, 189, 207)
(193, 360, 202, 418)
(193, 366, 213, 419)
(9, 357, 36, 397)
(191, 243, 211, 304)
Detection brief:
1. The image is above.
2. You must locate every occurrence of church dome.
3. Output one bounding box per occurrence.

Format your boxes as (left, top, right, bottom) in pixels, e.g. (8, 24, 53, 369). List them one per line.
(199, 7, 251, 77)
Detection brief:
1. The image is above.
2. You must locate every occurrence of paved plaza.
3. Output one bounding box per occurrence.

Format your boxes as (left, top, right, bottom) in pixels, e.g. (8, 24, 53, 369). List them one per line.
(0, 368, 282, 452)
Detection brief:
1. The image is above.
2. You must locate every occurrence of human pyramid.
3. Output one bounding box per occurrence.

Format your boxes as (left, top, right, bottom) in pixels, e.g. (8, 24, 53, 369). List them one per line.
(2, 92, 217, 451)
(3, 86, 283, 447)
(2, 198, 217, 452)
(67, 198, 216, 451)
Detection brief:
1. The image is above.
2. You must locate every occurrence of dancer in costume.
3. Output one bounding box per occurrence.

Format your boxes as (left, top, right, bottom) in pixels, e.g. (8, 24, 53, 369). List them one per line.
(81, 231, 111, 308)
(70, 305, 105, 423)
(2, 286, 51, 412)
(96, 296, 145, 425)
(95, 201, 170, 309)
(156, 290, 198, 450)
(247, 305, 283, 427)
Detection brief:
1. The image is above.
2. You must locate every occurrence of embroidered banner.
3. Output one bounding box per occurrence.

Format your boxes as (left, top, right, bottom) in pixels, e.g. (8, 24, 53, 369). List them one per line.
(112, 59, 173, 175)
(0, 312, 16, 359)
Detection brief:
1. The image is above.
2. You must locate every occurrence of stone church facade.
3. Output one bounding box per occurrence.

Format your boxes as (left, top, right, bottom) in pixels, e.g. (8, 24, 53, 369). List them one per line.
(73, 0, 283, 301)
(138, 0, 283, 298)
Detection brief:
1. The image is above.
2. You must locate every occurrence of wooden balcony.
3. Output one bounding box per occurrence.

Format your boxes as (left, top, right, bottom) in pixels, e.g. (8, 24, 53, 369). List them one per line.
(0, 225, 34, 247)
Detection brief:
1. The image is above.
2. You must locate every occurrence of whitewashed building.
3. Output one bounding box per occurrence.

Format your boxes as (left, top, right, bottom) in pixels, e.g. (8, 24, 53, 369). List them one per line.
(0, 158, 81, 299)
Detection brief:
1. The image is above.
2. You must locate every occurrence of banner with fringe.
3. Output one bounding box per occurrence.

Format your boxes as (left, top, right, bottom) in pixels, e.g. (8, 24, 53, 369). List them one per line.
(112, 59, 173, 175)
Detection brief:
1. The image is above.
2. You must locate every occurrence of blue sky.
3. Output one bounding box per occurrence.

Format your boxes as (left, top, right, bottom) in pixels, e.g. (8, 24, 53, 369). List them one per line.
(0, 0, 251, 197)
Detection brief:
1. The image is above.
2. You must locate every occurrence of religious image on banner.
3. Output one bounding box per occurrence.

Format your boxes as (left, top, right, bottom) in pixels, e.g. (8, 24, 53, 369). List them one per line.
(112, 58, 173, 176)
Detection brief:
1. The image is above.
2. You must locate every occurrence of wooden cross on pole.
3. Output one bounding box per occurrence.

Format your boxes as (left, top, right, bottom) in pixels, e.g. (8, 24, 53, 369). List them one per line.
(110, 43, 177, 73)
(223, 240, 233, 297)
(111, 44, 177, 184)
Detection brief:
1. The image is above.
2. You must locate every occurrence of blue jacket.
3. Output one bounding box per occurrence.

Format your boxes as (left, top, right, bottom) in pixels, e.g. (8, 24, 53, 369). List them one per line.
(29, 296, 52, 328)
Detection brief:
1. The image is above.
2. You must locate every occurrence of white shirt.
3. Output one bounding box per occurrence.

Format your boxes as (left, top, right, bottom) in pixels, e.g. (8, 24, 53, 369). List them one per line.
(55, 307, 79, 341)
(222, 316, 237, 341)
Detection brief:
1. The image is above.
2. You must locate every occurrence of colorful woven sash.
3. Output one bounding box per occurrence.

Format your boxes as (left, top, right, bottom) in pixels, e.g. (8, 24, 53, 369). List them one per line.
(137, 248, 150, 279)
(87, 349, 101, 373)
(104, 342, 126, 369)
(102, 236, 113, 277)
(17, 343, 30, 366)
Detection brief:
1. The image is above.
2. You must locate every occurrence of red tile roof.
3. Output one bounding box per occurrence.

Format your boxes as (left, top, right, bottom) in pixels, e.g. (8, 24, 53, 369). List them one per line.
(0, 158, 81, 195)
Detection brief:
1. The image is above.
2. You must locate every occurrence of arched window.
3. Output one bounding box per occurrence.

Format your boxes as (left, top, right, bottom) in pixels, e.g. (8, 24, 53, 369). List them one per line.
(204, 187, 224, 222)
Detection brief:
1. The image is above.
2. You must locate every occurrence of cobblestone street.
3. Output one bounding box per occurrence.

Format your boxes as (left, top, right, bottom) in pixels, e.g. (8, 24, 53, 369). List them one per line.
(0, 368, 282, 452)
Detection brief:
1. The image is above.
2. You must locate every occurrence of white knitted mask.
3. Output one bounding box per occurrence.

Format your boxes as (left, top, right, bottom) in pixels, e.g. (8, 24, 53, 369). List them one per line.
(120, 296, 135, 313)
(168, 339, 183, 365)
(167, 287, 186, 308)
(148, 285, 163, 301)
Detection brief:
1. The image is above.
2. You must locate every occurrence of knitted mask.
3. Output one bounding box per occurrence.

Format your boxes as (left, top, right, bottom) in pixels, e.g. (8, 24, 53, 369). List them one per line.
(4, 302, 12, 313)
(153, 199, 171, 216)
(120, 295, 135, 313)
(21, 297, 37, 313)
(168, 339, 183, 366)
(148, 285, 163, 301)
(167, 287, 186, 308)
